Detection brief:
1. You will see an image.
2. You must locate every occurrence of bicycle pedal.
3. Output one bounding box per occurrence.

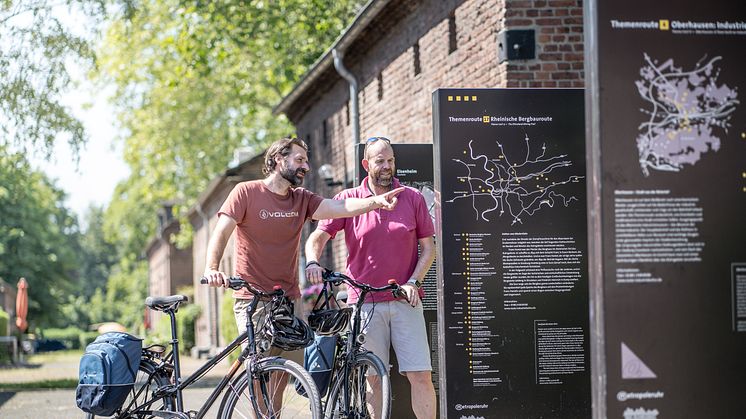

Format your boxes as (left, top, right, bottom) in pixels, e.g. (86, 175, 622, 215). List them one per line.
(154, 384, 178, 397)
(150, 410, 190, 419)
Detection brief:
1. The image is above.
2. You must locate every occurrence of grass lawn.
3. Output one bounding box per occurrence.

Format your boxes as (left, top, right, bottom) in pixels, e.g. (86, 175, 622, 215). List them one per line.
(0, 378, 78, 390)
(0, 349, 83, 390)
(26, 349, 83, 363)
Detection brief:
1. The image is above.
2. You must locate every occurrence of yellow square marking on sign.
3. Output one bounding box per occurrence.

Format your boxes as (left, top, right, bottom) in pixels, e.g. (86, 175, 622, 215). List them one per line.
(483, 116, 490, 123)
(659, 20, 669, 30)
(448, 96, 453, 101)
(456, 96, 461, 101)
(472, 96, 477, 101)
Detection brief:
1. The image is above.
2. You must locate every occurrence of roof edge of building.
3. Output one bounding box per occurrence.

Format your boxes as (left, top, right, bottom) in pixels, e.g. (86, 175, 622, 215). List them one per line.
(273, 0, 392, 116)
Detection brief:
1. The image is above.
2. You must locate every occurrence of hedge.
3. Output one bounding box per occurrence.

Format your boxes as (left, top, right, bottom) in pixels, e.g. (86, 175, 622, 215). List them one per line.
(44, 327, 87, 349)
(220, 293, 238, 363)
(0, 307, 8, 336)
(145, 303, 201, 355)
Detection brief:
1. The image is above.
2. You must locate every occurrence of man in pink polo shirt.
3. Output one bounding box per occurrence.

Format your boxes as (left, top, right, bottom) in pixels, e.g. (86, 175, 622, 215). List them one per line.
(305, 137, 436, 419)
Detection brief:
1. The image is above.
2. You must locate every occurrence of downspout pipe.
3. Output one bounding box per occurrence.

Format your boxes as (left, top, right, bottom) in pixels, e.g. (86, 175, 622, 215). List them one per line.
(333, 48, 358, 185)
(196, 202, 218, 349)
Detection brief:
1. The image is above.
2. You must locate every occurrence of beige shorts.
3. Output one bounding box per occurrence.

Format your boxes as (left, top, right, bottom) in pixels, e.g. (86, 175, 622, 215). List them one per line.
(357, 300, 432, 374)
(233, 297, 303, 364)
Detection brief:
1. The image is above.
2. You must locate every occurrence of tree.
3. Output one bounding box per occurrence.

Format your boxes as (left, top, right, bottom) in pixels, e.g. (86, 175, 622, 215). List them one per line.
(96, 0, 362, 264)
(77, 205, 118, 298)
(0, 146, 81, 328)
(0, 1, 105, 157)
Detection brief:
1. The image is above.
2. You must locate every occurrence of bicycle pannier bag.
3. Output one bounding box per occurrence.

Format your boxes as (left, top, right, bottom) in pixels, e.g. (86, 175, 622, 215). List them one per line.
(76, 332, 143, 416)
(297, 333, 337, 397)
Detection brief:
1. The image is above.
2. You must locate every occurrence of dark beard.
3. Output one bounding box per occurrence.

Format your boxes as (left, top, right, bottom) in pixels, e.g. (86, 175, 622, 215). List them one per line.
(280, 166, 305, 187)
(371, 171, 393, 188)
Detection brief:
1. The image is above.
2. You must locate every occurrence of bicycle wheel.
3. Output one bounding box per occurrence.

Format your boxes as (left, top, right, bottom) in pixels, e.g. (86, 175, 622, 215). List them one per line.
(84, 359, 174, 418)
(219, 357, 321, 419)
(325, 351, 391, 419)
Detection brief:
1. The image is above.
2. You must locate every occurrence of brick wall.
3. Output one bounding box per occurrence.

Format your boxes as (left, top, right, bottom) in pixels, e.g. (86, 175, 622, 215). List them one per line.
(289, 0, 585, 271)
(504, 0, 584, 87)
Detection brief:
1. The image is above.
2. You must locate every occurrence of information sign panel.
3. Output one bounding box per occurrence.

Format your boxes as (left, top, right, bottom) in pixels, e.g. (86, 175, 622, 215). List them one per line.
(589, 2, 746, 417)
(432, 88, 590, 418)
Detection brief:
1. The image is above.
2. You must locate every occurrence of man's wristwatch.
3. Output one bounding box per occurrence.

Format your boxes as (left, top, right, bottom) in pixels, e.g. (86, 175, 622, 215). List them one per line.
(406, 278, 422, 289)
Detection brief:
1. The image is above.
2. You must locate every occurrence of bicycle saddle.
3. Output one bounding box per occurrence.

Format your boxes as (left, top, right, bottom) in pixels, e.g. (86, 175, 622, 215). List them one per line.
(145, 295, 188, 312)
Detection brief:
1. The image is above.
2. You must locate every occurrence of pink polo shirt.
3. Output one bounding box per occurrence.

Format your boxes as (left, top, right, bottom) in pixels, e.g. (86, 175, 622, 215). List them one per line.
(318, 177, 434, 304)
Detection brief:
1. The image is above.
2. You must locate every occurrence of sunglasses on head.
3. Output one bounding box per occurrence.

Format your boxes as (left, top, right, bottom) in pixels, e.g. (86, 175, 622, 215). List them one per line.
(364, 137, 391, 158)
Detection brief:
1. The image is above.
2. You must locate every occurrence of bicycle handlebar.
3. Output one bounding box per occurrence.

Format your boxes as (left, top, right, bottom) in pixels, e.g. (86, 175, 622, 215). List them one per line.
(199, 276, 285, 298)
(322, 269, 409, 301)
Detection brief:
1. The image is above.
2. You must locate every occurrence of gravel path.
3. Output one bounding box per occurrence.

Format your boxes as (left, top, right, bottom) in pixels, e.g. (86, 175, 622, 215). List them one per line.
(0, 351, 230, 418)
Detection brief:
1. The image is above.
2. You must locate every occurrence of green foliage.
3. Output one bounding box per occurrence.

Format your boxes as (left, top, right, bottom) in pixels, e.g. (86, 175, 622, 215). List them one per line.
(43, 326, 87, 349)
(80, 331, 99, 349)
(57, 206, 120, 329)
(0, 378, 78, 390)
(144, 303, 200, 355)
(0, 147, 82, 328)
(77, 206, 118, 298)
(220, 293, 238, 364)
(0, 307, 8, 336)
(83, 260, 149, 333)
(178, 303, 201, 354)
(0, 1, 105, 156)
(96, 0, 362, 267)
(145, 313, 173, 347)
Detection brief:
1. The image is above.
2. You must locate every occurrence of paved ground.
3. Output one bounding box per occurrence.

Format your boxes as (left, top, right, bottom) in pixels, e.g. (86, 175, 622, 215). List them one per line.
(0, 387, 223, 418)
(0, 352, 230, 418)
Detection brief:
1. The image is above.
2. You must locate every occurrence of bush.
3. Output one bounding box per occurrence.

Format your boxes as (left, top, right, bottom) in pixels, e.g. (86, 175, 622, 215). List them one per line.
(43, 327, 87, 349)
(177, 304, 201, 355)
(0, 307, 9, 336)
(0, 308, 10, 363)
(143, 303, 201, 355)
(79, 331, 99, 348)
(220, 293, 238, 363)
(144, 314, 172, 347)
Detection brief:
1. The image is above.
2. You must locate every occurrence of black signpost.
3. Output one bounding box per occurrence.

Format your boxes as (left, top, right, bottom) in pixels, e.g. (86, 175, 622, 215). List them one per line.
(432, 88, 590, 418)
(355, 143, 438, 419)
(586, 1, 746, 417)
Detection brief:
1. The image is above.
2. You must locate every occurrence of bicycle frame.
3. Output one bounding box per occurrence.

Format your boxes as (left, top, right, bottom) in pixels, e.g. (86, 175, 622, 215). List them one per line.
(324, 273, 401, 414)
(132, 294, 269, 419)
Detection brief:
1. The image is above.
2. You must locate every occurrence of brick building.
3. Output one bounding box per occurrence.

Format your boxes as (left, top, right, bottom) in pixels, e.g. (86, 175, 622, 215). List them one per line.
(144, 204, 193, 329)
(147, 0, 586, 356)
(276, 0, 585, 268)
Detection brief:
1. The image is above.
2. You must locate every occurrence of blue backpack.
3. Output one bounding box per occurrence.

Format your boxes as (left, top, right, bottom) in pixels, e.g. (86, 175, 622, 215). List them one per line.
(297, 334, 337, 397)
(76, 332, 143, 416)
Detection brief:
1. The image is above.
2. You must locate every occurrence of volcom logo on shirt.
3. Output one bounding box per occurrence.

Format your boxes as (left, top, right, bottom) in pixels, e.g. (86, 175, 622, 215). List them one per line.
(259, 209, 299, 220)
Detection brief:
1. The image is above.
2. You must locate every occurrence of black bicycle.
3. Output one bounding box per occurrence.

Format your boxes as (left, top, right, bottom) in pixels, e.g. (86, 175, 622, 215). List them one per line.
(309, 270, 409, 419)
(85, 277, 321, 419)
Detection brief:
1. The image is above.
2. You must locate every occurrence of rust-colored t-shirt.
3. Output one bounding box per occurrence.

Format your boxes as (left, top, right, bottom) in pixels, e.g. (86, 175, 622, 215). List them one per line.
(218, 180, 323, 299)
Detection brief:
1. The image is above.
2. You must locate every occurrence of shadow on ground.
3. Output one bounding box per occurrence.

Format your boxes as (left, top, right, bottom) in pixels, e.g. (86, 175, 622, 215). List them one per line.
(0, 392, 16, 408)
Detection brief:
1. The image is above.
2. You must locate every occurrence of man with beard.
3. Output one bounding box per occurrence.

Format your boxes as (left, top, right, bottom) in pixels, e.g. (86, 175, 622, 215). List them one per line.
(305, 137, 437, 419)
(203, 136, 404, 361)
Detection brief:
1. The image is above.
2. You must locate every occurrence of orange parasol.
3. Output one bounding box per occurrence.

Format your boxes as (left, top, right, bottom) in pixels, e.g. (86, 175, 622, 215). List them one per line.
(15, 277, 28, 333)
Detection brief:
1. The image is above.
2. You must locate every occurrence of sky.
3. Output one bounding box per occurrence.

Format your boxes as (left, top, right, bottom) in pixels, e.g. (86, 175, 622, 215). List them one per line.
(33, 84, 130, 219)
(27, 5, 130, 221)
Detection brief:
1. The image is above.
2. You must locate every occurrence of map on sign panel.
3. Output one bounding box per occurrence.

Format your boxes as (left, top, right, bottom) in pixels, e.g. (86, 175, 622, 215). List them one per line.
(636, 54, 739, 176)
(447, 135, 583, 224)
